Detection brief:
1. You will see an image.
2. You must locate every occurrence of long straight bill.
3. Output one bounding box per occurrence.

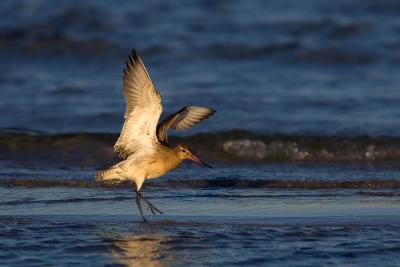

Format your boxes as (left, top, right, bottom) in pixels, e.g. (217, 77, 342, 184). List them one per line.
(189, 153, 212, 168)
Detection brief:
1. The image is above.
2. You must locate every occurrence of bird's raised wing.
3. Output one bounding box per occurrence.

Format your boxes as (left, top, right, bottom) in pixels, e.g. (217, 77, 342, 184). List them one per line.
(114, 50, 163, 159)
(157, 106, 215, 145)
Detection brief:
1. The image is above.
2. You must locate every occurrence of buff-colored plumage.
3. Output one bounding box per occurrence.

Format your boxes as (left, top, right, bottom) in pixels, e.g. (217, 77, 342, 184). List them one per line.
(96, 49, 215, 221)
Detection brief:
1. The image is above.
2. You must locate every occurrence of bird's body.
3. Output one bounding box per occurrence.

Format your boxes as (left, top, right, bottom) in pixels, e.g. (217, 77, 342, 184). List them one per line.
(96, 49, 215, 221)
(96, 144, 182, 191)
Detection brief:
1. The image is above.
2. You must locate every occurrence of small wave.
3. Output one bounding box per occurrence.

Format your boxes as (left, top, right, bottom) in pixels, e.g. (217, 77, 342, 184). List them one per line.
(2, 130, 400, 164)
(0, 193, 344, 207)
(208, 41, 299, 59)
(1, 178, 400, 190)
(357, 191, 400, 197)
(293, 48, 377, 64)
(0, 178, 112, 188)
(0, 5, 118, 56)
(0, 196, 133, 206)
(152, 179, 400, 189)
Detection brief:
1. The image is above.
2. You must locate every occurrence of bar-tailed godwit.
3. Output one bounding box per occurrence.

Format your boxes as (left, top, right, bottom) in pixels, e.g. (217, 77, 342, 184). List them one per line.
(96, 49, 215, 221)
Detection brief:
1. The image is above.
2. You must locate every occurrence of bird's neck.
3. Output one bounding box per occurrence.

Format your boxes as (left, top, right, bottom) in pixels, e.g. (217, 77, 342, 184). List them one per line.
(157, 145, 183, 170)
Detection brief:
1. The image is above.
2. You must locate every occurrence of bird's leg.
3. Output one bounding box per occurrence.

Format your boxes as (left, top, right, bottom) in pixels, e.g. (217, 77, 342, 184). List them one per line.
(139, 192, 163, 215)
(135, 190, 147, 222)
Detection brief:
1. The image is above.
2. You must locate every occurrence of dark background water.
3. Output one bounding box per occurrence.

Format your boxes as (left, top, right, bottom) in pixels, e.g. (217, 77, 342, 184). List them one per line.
(1, 0, 400, 135)
(1, 1, 400, 266)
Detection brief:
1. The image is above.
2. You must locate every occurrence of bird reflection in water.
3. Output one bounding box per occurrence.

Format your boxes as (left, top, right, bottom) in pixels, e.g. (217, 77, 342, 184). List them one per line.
(104, 231, 174, 267)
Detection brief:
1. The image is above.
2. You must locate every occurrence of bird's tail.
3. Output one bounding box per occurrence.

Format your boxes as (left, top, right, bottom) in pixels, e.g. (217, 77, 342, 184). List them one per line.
(96, 165, 126, 183)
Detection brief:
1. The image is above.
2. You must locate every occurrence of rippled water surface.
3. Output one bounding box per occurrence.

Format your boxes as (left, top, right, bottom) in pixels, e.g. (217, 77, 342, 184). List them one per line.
(1, 0, 400, 266)
(1, 163, 400, 266)
(1, 216, 400, 267)
(1, 0, 400, 135)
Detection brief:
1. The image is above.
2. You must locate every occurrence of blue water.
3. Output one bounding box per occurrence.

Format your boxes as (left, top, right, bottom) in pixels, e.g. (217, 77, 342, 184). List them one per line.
(1, 1, 400, 266)
(0, 0, 400, 135)
(1, 162, 400, 266)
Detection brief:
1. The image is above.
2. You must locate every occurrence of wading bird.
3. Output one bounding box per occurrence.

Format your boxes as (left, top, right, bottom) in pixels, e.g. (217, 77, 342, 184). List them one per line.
(96, 49, 215, 221)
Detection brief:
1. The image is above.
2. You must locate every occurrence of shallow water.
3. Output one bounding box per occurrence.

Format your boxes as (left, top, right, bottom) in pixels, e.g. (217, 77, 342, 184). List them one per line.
(1, 0, 400, 266)
(1, 215, 400, 267)
(1, 164, 400, 266)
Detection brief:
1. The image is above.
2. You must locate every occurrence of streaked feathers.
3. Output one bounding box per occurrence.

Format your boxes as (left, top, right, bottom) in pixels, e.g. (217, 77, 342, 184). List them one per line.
(97, 49, 215, 220)
(114, 49, 163, 159)
(96, 161, 128, 182)
(114, 49, 215, 158)
(157, 106, 215, 145)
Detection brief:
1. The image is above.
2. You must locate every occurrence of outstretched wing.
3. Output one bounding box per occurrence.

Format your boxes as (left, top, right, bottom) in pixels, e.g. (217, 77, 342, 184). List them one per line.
(114, 49, 163, 159)
(157, 106, 215, 145)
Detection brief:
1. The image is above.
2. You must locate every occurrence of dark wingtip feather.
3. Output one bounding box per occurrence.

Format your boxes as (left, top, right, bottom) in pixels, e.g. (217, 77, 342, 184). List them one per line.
(182, 106, 216, 114)
(124, 49, 139, 73)
(128, 54, 135, 65)
(129, 49, 139, 62)
(202, 107, 217, 117)
(201, 106, 217, 114)
(130, 48, 137, 56)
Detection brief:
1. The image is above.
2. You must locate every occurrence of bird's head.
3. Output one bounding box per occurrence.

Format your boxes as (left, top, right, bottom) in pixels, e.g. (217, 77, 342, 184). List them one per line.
(174, 144, 212, 168)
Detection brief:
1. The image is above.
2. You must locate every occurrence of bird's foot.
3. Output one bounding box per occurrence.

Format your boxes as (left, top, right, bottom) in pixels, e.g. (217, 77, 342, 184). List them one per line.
(147, 202, 163, 215)
(139, 193, 163, 215)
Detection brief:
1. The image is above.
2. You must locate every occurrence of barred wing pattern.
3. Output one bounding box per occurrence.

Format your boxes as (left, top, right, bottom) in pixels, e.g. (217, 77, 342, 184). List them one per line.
(157, 106, 215, 145)
(114, 50, 163, 159)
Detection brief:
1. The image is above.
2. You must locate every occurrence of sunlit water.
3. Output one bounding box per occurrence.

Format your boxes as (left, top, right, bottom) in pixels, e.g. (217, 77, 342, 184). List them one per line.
(1, 0, 400, 266)
(1, 164, 400, 266)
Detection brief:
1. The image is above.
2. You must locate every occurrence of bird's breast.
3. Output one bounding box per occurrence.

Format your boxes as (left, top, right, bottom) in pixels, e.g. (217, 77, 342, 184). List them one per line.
(141, 155, 181, 180)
